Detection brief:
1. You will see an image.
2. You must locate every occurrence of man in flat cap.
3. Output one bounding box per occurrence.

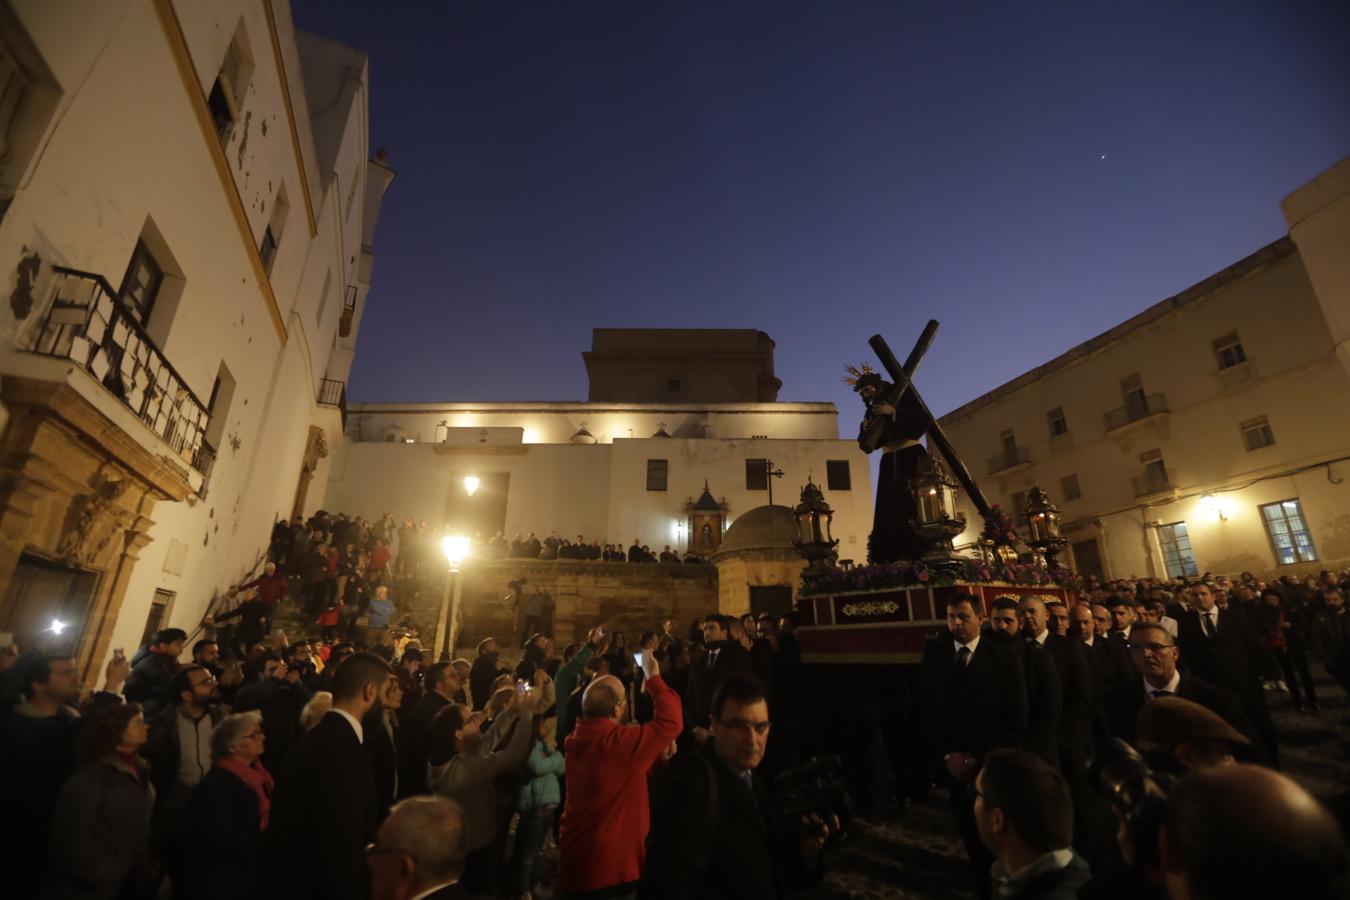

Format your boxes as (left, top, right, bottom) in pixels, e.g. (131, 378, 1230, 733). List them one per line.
(1135, 696, 1251, 775)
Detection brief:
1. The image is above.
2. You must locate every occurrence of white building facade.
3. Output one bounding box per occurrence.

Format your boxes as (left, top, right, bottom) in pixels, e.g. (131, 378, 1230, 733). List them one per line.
(0, 0, 391, 679)
(324, 331, 874, 562)
(940, 157, 1350, 582)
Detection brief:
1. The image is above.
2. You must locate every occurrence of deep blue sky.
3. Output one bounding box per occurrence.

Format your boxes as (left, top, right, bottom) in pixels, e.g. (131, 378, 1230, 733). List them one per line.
(293, 1, 1350, 421)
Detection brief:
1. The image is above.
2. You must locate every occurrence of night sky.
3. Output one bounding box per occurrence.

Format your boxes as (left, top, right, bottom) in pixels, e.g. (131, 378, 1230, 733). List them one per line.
(292, 1, 1350, 422)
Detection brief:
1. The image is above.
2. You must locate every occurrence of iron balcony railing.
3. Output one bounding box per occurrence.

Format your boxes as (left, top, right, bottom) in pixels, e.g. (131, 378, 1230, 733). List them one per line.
(986, 446, 1032, 475)
(338, 284, 357, 337)
(28, 266, 211, 473)
(1132, 468, 1174, 497)
(318, 377, 347, 427)
(1104, 392, 1168, 432)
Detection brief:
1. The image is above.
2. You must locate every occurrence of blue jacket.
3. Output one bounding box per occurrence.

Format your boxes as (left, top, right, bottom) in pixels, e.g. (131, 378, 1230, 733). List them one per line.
(517, 738, 565, 811)
(367, 597, 394, 629)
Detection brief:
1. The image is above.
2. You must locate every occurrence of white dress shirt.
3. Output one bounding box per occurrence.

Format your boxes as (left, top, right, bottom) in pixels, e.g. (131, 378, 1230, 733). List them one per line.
(1144, 669, 1181, 698)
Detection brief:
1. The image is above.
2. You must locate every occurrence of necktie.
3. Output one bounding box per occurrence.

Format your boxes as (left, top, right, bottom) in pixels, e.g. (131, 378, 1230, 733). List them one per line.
(956, 646, 972, 667)
(1202, 613, 1216, 637)
(741, 772, 755, 792)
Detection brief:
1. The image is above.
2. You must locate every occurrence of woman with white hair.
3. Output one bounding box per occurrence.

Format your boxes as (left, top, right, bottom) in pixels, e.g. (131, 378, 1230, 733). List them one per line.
(182, 710, 273, 900)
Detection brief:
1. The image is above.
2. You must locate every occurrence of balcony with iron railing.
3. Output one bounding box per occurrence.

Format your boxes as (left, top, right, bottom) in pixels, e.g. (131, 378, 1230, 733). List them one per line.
(338, 284, 358, 337)
(1132, 468, 1175, 498)
(317, 377, 347, 427)
(1104, 392, 1169, 433)
(27, 266, 212, 473)
(986, 446, 1032, 476)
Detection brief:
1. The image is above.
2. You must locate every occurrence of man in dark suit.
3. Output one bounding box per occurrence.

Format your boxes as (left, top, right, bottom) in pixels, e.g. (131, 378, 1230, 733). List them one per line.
(397, 661, 462, 797)
(264, 652, 391, 900)
(987, 598, 1061, 765)
(1104, 622, 1260, 754)
(684, 614, 753, 734)
(367, 795, 469, 900)
(921, 593, 1027, 900)
(642, 674, 831, 900)
(1175, 582, 1278, 765)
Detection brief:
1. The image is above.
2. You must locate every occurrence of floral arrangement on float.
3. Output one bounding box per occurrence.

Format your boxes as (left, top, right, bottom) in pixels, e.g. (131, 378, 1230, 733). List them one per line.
(799, 556, 1074, 597)
(979, 504, 1021, 546)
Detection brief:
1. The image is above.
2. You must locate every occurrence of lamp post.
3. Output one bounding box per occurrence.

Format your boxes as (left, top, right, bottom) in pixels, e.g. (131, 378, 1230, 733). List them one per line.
(435, 535, 470, 661)
(1023, 486, 1067, 568)
(792, 479, 839, 583)
(908, 450, 966, 570)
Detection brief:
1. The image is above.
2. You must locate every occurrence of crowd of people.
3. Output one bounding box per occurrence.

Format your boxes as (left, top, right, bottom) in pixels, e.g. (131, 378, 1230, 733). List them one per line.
(2, 506, 1349, 900)
(484, 531, 709, 565)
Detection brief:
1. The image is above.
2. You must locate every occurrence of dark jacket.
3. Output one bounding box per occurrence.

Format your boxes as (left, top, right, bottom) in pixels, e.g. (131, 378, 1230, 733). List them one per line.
(641, 742, 821, 900)
(213, 599, 270, 647)
(143, 703, 225, 804)
(920, 635, 1027, 765)
(1309, 609, 1350, 681)
(1041, 632, 1095, 757)
(263, 712, 377, 900)
(1104, 674, 1257, 750)
(44, 755, 156, 900)
(233, 678, 311, 775)
(183, 763, 267, 900)
(469, 656, 505, 711)
(397, 690, 449, 798)
(1175, 608, 1265, 699)
(124, 652, 179, 714)
(365, 709, 399, 819)
(684, 640, 753, 729)
(1002, 635, 1061, 766)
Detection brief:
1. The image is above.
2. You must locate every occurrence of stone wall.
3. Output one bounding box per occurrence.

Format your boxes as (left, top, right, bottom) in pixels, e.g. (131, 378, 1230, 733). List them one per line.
(401, 559, 720, 652)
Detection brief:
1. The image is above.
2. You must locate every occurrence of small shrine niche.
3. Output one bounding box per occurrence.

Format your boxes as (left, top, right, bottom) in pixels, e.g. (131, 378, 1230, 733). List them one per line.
(684, 481, 729, 556)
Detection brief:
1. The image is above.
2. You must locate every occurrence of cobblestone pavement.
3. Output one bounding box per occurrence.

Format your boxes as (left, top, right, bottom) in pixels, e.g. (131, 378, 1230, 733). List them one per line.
(807, 670, 1350, 900)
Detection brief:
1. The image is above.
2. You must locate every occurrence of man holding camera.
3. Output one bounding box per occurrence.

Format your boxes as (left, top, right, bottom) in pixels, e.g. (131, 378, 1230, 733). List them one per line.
(642, 673, 834, 900)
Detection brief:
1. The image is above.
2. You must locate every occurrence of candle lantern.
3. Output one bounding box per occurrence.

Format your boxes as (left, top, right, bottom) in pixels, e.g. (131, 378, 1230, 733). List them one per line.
(908, 450, 966, 568)
(792, 479, 839, 581)
(1024, 485, 1067, 568)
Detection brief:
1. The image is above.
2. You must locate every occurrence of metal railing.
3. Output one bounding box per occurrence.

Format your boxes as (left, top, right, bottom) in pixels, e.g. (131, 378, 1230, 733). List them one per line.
(28, 266, 211, 472)
(318, 377, 347, 427)
(1104, 392, 1168, 432)
(338, 284, 357, 337)
(986, 446, 1031, 475)
(1132, 468, 1174, 497)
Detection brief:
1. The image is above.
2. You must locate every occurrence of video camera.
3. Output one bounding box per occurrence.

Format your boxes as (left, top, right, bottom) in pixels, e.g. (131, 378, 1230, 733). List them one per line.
(1090, 737, 1174, 867)
(770, 755, 852, 842)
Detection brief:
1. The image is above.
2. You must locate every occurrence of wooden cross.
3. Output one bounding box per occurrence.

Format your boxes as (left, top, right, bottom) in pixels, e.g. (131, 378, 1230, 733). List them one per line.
(864, 321, 993, 519)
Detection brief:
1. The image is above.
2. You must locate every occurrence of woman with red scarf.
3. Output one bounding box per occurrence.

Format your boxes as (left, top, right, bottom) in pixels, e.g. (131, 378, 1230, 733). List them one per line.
(183, 710, 274, 900)
(45, 701, 157, 899)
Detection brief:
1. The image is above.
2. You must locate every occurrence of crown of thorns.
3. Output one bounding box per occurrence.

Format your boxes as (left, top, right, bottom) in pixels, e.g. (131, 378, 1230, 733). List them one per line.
(843, 363, 879, 387)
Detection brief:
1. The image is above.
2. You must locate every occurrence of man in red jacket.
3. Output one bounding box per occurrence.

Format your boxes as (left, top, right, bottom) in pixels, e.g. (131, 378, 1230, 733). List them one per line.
(559, 645, 682, 898)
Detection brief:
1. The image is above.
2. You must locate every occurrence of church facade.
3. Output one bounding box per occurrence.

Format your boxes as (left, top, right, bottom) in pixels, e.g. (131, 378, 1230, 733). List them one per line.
(324, 329, 875, 564)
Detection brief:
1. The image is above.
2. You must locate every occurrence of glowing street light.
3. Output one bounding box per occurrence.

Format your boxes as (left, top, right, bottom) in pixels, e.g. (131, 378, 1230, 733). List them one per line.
(463, 475, 480, 497)
(442, 534, 470, 569)
(49, 619, 66, 635)
(435, 534, 472, 662)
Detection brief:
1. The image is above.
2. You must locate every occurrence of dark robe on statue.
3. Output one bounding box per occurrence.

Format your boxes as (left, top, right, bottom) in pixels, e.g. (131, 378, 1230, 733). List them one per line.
(860, 386, 929, 564)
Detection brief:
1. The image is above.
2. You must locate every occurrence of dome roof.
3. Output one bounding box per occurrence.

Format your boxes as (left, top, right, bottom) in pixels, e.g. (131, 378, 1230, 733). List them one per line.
(717, 504, 798, 554)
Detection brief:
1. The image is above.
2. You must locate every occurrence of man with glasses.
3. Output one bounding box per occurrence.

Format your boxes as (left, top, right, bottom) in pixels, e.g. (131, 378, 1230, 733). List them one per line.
(1103, 622, 1259, 757)
(642, 673, 834, 900)
(367, 795, 468, 900)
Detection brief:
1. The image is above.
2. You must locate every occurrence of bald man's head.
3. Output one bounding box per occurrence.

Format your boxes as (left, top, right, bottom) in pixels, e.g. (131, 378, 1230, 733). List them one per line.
(1162, 764, 1347, 900)
(581, 675, 626, 721)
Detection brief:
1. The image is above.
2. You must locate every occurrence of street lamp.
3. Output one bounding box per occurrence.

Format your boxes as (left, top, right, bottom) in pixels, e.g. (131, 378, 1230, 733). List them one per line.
(463, 475, 480, 497)
(792, 479, 839, 583)
(435, 535, 471, 661)
(908, 450, 966, 569)
(1024, 485, 1067, 568)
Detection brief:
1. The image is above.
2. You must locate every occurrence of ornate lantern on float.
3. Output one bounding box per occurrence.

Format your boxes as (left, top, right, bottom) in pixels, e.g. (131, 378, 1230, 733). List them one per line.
(909, 450, 966, 569)
(793, 479, 839, 581)
(1024, 485, 1067, 568)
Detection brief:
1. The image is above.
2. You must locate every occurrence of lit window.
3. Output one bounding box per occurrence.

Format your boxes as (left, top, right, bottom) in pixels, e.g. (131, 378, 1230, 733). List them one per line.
(1240, 416, 1275, 451)
(1060, 474, 1081, 501)
(1260, 499, 1317, 565)
(1047, 407, 1068, 437)
(1213, 332, 1246, 370)
(1157, 522, 1199, 578)
(646, 459, 668, 492)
